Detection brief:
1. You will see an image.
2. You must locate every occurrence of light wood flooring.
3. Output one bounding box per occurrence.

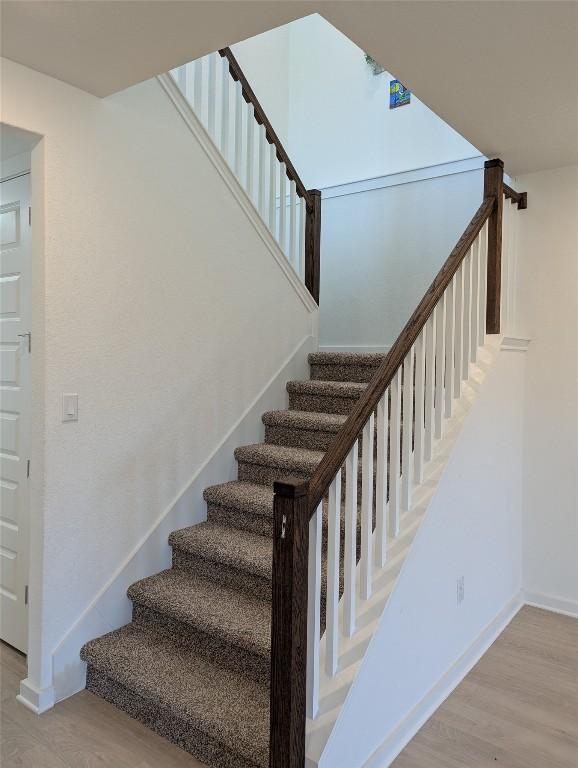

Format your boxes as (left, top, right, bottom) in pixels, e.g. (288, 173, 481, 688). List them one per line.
(1, 606, 576, 767)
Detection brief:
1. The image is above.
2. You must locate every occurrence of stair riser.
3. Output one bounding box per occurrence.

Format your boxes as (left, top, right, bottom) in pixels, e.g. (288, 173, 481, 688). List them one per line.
(309, 363, 381, 384)
(264, 424, 339, 452)
(131, 603, 270, 685)
(172, 550, 271, 601)
(207, 502, 272, 537)
(86, 666, 265, 768)
(237, 461, 312, 488)
(289, 392, 360, 415)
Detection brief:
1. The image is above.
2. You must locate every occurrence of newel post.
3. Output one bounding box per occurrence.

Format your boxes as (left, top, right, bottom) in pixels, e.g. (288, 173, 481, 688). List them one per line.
(269, 479, 310, 768)
(484, 158, 504, 334)
(305, 189, 322, 304)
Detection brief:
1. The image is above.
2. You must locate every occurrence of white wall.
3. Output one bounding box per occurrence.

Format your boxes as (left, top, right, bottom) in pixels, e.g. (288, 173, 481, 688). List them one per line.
(319, 164, 484, 351)
(234, 14, 479, 190)
(321, 345, 525, 767)
(0, 58, 317, 706)
(517, 164, 578, 616)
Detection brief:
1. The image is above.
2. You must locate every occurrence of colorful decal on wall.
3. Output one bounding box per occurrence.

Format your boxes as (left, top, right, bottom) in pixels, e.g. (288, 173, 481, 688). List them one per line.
(389, 80, 411, 109)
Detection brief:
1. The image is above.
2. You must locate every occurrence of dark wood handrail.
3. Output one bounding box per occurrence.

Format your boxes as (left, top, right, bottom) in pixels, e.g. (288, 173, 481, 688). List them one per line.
(219, 47, 310, 206)
(504, 182, 528, 210)
(306, 196, 494, 513)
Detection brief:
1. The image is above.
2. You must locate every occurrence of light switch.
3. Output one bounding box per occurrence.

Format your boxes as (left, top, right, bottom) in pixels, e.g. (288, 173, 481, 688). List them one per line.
(62, 393, 79, 422)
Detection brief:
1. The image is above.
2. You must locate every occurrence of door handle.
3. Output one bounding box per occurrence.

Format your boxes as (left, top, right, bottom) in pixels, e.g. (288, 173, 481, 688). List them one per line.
(17, 332, 31, 352)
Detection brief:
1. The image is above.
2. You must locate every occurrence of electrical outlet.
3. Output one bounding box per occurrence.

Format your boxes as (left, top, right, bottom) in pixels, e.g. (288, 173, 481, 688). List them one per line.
(456, 575, 465, 606)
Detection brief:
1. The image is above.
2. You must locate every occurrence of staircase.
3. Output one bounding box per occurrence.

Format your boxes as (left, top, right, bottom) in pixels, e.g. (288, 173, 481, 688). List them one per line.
(80, 353, 383, 768)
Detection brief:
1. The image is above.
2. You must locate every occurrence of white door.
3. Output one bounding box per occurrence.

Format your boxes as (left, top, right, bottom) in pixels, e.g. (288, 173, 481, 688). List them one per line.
(0, 173, 31, 653)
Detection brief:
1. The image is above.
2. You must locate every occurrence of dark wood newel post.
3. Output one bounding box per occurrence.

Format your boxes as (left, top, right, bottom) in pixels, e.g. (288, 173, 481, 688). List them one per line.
(269, 479, 310, 768)
(484, 158, 504, 334)
(305, 190, 322, 304)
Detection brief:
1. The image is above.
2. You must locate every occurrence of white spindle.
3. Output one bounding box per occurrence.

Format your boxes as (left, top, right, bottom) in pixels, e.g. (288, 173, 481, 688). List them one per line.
(424, 312, 436, 461)
(401, 347, 414, 511)
(306, 503, 322, 718)
(184, 63, 194, 104)
(279, 163, 287, 254)
(462, 248, 472, 379)
(246, 104, 254, 200)
(234, 81, 243, 177)
(268, 143, 277, 233)
(343, 442, 358, 637)
(177, 65, 187, 95)
(258, 125, 267, 217)
(444, 278, 455, 417)
(454, 264, 463, 397)
(361, 413, 374, 600)
(194, 58, 203, 116)
(502, 198, 509, 329)
(376, 393, 388, 568)
(326, 470, 341, 677)
(434, 294, 446, 438)
(289, 180, 297, 269)
(470, 235, 480, 363)
(208, 53, 217, 137)
(299, 197, 306, 279)
(388, 369, 402, 537)
(220, 57, 230, 159)
(414, 330, 426, 484)
(478, 222, 487, 347)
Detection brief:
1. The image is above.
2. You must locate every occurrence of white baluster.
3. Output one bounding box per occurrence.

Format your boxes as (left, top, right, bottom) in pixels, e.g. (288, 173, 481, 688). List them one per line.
(376, 392, 388, 568)
(246, 104, 254, 200)
(258, 124, 267, 217)
(434, 294, 446, 438)
(414, 329, 426, 484)
(444, 278, 455, 416)
(299, 197, 306, 280)
(361, 414, 374, 599)
(279, 163, 287, 255)
(306, 502, 322, 719)
(289, 180, 297, 269)
(424, 312, 436, 461)
(388, 369, 402, 537)
(470, 235, 480, 363)
(478, 222, 488, 347)
(343, 442, 358, 637)
(454, 264, 463, 397)
(401, 347, 414, 511)
(326, 470, 341, 677)
(234, 81, 243, 178)
(268, 143, 277, 233)
(502, 198, 509, 330)
(462, 248, 472, 379)
(208, 53, 217, 138)
(184, 63, 195, 104)
(177, 64, 187, 94)
(220, 57, 230, 159)
(193, 58, 203, 116)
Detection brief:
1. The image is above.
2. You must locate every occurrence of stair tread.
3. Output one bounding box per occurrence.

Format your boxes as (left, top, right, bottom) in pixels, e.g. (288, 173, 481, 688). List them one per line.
(81, 623, 269, 765)
(308, 352, 386, 366)
(204, 480, 274, 517)
(262, 409, 347, 432)
(286, 379, 366, 397)
(128, 568, 270, 658)
(234, 442, 324, 473)
(169, 521, 273, 580)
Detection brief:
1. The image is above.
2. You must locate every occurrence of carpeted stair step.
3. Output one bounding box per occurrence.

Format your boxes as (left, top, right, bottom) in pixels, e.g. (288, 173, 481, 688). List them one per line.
(204, 480, 274, 536)
(263, 409, 347, 451)
(287, 379, 366, 415)
(308, 351, 386, 383)
(169, 521, 272, 599)
(128, 568, 271, 683)
(235, 442, 324, 487)
(81, 623, 269, 768)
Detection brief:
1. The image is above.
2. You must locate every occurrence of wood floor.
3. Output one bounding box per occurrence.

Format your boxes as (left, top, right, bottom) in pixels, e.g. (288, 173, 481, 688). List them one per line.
(1, 606, 576, 767)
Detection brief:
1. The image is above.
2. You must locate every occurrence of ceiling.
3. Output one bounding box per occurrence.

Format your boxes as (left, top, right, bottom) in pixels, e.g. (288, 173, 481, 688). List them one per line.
(1, 1, 577, 176)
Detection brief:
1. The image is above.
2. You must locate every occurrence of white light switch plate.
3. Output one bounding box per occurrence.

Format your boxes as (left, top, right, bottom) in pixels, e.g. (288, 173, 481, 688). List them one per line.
(62, 393, 79, 422)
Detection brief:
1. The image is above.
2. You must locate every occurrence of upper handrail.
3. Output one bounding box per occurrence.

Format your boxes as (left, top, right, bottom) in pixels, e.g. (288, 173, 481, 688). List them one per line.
(307, 195, 495, 514)
(503, 182, 528, 210)
(219, 47, 311, 206)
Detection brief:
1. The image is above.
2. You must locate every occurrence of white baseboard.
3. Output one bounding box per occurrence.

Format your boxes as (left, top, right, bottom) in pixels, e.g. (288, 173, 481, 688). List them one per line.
(524, 590, 578, 619)
(318, 344, 391, 354)
(17, 678, 55, 714)
(50, 334, 317, 705)
(364, 593, 524, 768)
